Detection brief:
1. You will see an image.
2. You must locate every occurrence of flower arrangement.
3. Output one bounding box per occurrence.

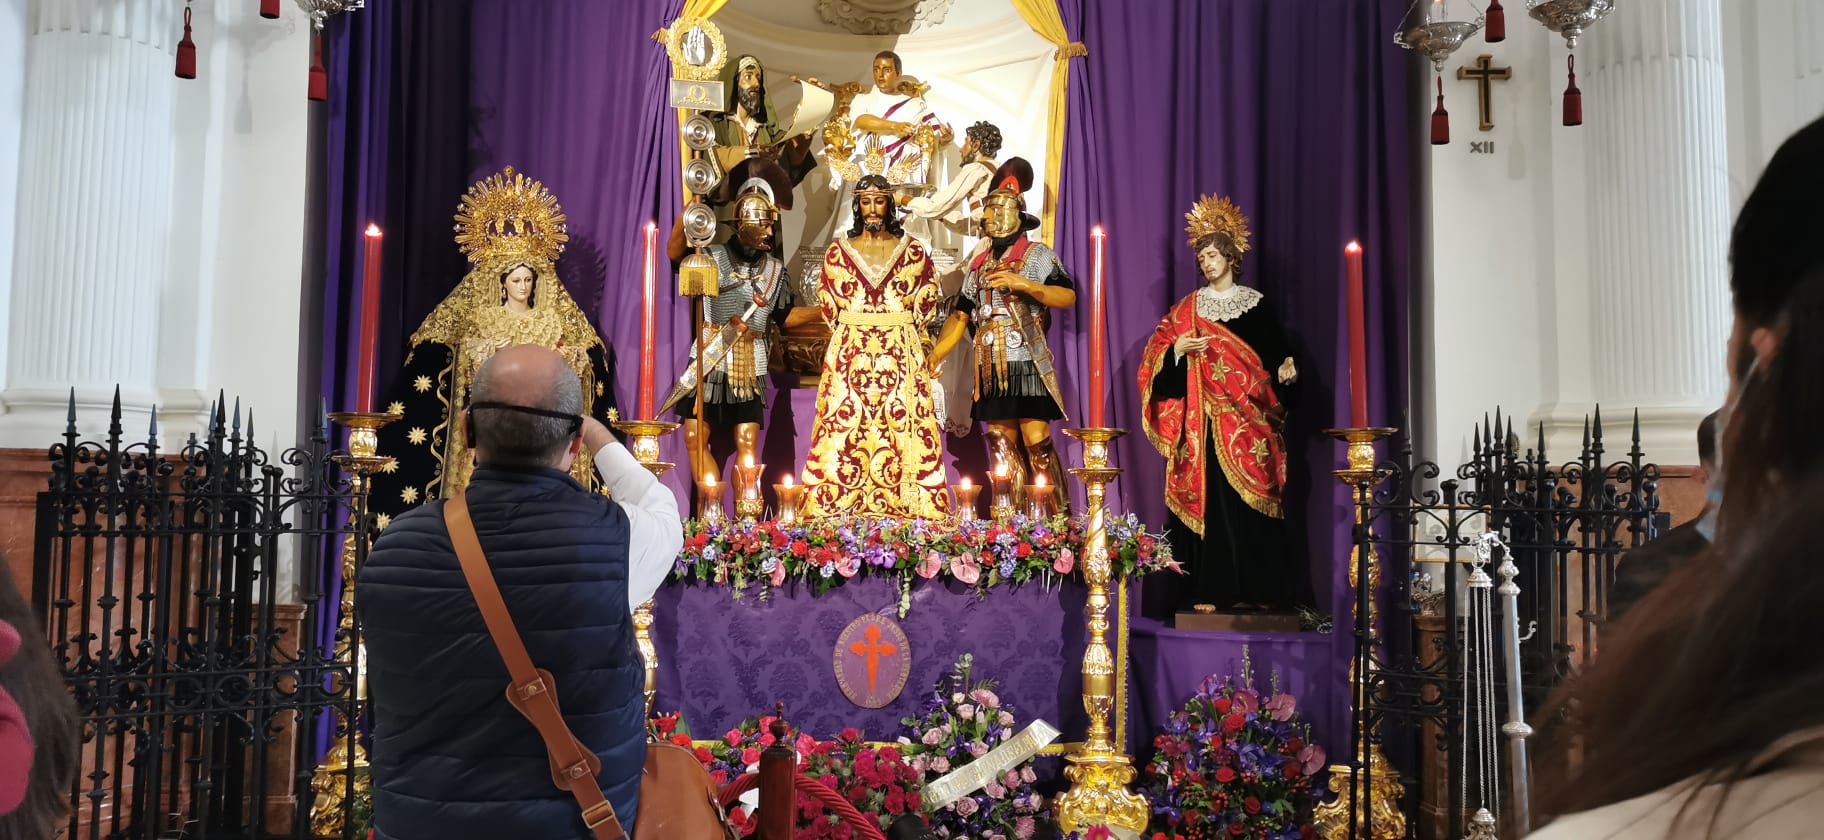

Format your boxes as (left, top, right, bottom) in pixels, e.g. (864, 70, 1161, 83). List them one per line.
(797, 728, 927, 837)
(1140, 670, 1330, 840)
(899, 654, 1046, 839)
(674, 512, 1179, 608)
(662, 710, 924, 837)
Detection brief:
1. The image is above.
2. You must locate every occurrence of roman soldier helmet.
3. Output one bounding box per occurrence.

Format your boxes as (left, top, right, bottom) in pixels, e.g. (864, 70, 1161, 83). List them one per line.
(982, 157, 1040, 237)
(725, 157, 794, 228)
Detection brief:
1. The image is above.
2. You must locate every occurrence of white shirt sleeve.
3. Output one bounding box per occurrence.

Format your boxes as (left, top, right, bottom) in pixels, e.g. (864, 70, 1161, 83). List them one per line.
(593, 441, 683, 610)
(906, 164, 989, 226)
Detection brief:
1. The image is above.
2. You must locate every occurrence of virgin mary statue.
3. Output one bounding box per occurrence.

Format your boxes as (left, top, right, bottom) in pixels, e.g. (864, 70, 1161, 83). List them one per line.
(369, 167, 618, 521)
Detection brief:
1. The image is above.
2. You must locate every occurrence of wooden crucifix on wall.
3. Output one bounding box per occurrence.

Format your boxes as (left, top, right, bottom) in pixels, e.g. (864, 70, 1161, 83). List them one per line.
(1456, 54, 1513, 132)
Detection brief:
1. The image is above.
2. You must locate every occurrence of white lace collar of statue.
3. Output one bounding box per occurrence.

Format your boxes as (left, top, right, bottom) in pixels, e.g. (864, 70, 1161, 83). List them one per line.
(1195, 283, 1262, 322)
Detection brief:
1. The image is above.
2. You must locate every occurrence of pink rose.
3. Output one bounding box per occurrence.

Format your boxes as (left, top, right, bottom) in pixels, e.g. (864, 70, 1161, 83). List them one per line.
(984, 780, 1006, 799)
(999, 710, 1015, 726)
(917, 549, 943, 579)
(1003, 769, 1021, 788)
(1265, 692, 1298, 721)
(1053, 547, 1075, 575)
(931, 756, 951, 774)
(955, 796, 978, 817)
(1020, 766, 1037, 784)
(951, 553, 981, 585)
(836, 552, 861, 578)
(921, 728, 944, 746)
(968, 741, 989, 758)
(970, 688, 1000, 708)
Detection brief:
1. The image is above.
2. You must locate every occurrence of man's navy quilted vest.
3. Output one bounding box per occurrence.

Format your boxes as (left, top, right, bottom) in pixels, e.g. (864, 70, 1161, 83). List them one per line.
(357, 465, 643, 839)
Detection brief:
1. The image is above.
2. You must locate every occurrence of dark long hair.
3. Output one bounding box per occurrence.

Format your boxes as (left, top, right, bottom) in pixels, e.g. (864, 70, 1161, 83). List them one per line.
(1532, 273, 1824, 828)
(0, 561, 79, 840)
(499, 263, 538, 308)
(846, 175, 903, 238)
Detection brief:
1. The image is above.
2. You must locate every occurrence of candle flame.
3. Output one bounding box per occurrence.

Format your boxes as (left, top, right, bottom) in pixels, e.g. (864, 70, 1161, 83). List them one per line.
(742, 455, 753, 469)
(646, 220, 657, 233)
(365, 223, 382, 238)
(1035, 474, 1047, 487)
(1345, 240, 1362, 254)
(783, 473, 795, 487)
(993, 464, 1007, 478)
(704, 474, 717, 487)
(959, 476, 972, 489)
(1091, 225, 1105, 237)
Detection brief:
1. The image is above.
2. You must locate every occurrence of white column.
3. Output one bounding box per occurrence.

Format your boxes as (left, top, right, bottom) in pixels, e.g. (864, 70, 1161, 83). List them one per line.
(1, 0, 180, 446)
(1577, 0, 1733, 465)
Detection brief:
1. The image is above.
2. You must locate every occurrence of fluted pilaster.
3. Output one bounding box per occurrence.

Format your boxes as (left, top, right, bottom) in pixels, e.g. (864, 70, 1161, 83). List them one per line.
(1583, 0, 1732, 462)
(2, 0, 180, 444)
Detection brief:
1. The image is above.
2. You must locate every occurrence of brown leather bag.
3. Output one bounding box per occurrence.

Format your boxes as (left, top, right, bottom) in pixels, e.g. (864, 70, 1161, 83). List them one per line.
(444, 495, 736, 840)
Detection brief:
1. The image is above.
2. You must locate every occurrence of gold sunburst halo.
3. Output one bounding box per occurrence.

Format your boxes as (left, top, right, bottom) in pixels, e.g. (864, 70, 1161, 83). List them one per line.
(1184, 194, 1251, 253)
(453, 166, 569, 266)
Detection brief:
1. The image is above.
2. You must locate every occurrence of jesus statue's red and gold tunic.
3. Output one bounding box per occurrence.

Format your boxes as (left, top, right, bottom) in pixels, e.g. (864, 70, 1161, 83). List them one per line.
(800, 235, 951, 519)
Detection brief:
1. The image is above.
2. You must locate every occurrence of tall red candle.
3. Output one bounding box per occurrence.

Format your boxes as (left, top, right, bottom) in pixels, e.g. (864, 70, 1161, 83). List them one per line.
(355, 224, 383, 414)
(1088, 226, 1108, 428)
(1344, 240, 1368, 428)
(637, 221, 658, 419)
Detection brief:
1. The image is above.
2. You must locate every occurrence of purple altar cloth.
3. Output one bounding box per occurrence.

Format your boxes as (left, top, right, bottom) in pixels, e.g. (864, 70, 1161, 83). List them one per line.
(652, 577, 1105, 745)
(1128, 618, 1343, 760)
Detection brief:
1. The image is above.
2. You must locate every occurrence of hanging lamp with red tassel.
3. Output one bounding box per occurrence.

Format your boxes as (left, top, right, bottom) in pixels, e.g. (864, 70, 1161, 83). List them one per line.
(175, 4, 197, 79)
(308, 31, 328, 101)
(1485, 0, 1506, 42)
(1563, 54, 1583, 126)
(260, 0, 281, 20)
(1430, 76, 1450, 145)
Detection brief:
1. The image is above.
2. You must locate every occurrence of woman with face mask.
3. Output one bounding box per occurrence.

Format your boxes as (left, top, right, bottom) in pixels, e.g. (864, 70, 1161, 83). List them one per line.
(1530, 115, 1824, 838)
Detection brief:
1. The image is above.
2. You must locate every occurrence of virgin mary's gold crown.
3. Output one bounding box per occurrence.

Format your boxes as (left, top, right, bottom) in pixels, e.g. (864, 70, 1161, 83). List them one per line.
(453, 166, 569, 266)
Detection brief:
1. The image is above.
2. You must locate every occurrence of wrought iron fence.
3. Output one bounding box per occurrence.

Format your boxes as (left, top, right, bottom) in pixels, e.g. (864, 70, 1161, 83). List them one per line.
(31, 393, 371, 840)
(1342, 408, 1660, 839)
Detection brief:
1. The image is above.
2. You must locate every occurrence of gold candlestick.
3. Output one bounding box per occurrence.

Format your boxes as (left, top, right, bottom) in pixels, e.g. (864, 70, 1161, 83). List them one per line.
(734, 458, 764, 520)
(1313, 426, 1406, 840)
(1053, 427, 1149, 835)
(311, 409, 399, 836)
(611, 418, 679, 718)
(952, 478, 982, 522)
(989, 465, 1017, 523)
(774, 476, 804, 525)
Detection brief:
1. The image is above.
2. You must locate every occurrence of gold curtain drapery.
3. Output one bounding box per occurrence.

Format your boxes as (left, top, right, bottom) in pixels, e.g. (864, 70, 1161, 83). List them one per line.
(1010, 0, 1087, 244)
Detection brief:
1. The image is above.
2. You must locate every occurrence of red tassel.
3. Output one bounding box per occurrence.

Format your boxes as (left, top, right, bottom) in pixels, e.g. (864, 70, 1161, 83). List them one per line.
(1563, 54, 1583, 126)
(260, 0, 281, 19)
(1486, 0, 1506, 42)
(175, 5, 197, 80)
(308, 32, 327, 101)
(1430, 77, 1450, 145)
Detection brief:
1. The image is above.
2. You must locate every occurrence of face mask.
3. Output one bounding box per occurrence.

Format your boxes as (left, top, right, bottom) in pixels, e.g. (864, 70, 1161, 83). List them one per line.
(1697, 354, 1758, 542)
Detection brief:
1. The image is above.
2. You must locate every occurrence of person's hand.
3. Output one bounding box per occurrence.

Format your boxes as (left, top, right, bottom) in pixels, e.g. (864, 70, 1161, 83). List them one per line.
(582, 415, 615, 455)
(1277, 357, 1298, 384)
(984, 272, 1030, 296)
(921, 357, 941, 378)
(1174, 334, 1212, 357)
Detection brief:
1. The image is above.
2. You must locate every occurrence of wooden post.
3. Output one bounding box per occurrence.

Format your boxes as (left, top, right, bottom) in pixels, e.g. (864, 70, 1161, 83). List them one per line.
(756, 704, 794, 840)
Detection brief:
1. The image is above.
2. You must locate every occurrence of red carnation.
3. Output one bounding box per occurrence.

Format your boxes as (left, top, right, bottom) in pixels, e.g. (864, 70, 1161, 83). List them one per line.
(884, 788, 905, 815)
(1244, 796, 1261, 815)
(1016, 542, 1032, 558)
(669, 733, 691, 747)
(879, 745, 900, 763)
(1286, 737, 1304, 752)
(840, 727, 863, 743)
(1285, 763, 1301, 779)
(792, 539, 810, 557)
(657, 715, 677, 734)
(906, 791, 921, 811)
(694, 746, 713, 763)
(1230, 823, 1246, 836)
(1214, 698, 1233, 715)
(1215, 766, 1237, 784)
(1223, 713, 1246, 733)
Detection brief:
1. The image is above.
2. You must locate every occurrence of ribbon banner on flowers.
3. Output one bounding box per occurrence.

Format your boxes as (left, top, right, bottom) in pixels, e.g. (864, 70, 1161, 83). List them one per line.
(922, 719, 1063, 809)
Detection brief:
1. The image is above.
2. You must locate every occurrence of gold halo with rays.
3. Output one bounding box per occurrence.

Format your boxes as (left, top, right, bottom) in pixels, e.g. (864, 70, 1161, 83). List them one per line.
(1184, 194, 1251, 253)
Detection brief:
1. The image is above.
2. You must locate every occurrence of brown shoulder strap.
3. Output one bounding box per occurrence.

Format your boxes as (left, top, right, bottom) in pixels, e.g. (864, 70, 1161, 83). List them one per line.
(444, 494, 627, 840)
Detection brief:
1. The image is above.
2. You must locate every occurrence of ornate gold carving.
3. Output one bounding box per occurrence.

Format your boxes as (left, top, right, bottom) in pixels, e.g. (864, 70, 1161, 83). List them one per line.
(634, 599, 658, 718)
(1055, 754, 1151, 835)
(1184, 193, 1252, 251)
(664, 17, 728, 81)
